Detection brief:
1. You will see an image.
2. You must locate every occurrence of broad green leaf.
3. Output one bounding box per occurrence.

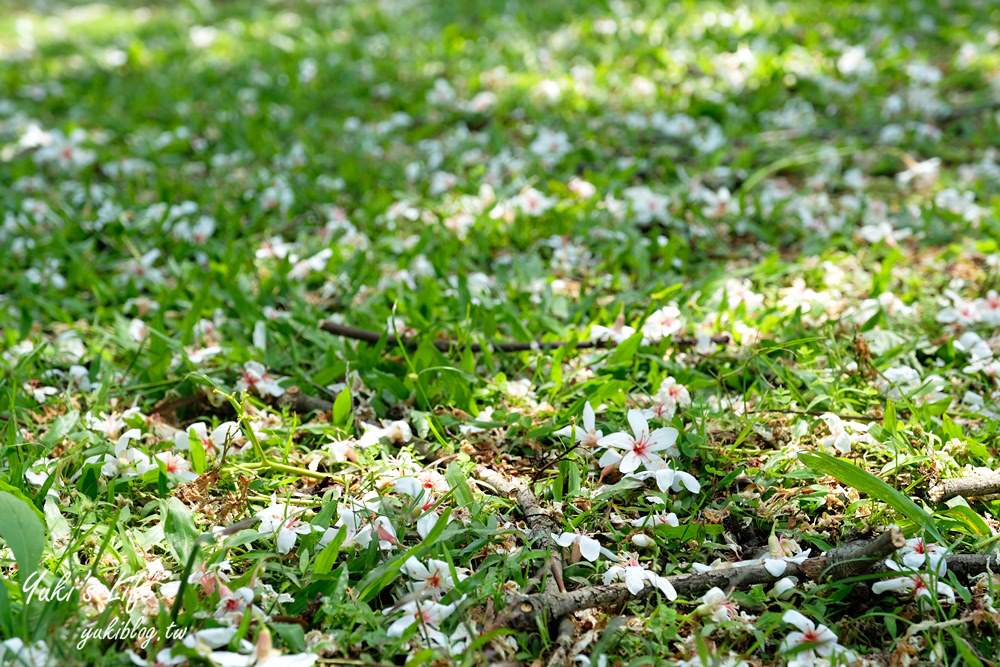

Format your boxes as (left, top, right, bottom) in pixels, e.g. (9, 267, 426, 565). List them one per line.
(799, 452, 942, 541)
(883, 401, 896, 435)
(0, 489, 47, 584)
(313, 526, 347, 576)
(948, 630, 983, 667)
(445, 463, 474, 508)
(942, 503, 991, 538)
(162, 498, 199, 562)
(188, 430, 207, 474)
(606, 331, 642, 367)
(332, 386, 352, 427)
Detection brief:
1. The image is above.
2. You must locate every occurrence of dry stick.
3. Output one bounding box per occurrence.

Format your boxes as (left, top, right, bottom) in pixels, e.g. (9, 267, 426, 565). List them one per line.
(943, 553, 1000, 578)
(320, 320, 730, 353)
(473, 466, 565, 595)
(498, 528, 906, 631)
(929, 471, 1000, 502)
(276, 387, 333, 414)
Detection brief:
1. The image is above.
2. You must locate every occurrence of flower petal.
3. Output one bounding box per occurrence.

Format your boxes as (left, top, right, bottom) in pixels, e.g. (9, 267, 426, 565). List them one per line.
(626, 409, 649, 440)
(782, 609, 813, 632)
(578, 536, 601, 562)
(619, 452, 640, 474)
(583, 402, 596, 431)
(597, 432, 633, 451)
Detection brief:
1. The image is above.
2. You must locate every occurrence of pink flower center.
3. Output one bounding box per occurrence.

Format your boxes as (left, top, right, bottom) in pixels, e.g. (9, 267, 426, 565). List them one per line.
(377, 524, 397, 544)
(632, 437, 649, 457)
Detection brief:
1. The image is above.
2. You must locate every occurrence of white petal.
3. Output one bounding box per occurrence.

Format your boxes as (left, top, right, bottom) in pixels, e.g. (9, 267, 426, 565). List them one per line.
(676, 471, 701, 493)
(578, 536, 601, 562)
(647, 427, 678, 451)
(872, 577, 912, 595)
(597, 432, 633, 451)
(624, 568, 646, 595)
(653, 575, 677, 600)
(618, 452, 640, 474)
(191, 627, 237, 649)
(209, 652, 256, 667)
(764, 558, 787, 577)
(598, 449, 622, 467)
(260, 654, 318, 667)
(654, 468, 674, 492)
(782, 609, 814, 632)
(276, 528, 297, 554)
(416, 512, 438, 539)
(643, 452, 667, 470)
(770, 577, 797, 597)
(626, 409, 649, 439)
(583, 402, 596, 431)
(402, 557, 430, 580)
(394, 477, 423, 498)
(552, 532, 577, 548)
(387, 615, 414, 637)
(211, 421, 240, 446)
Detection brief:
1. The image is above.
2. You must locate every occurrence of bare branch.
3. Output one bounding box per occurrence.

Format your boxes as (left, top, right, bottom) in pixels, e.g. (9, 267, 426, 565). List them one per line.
(276, 387, 333, 414)
(929, 471, 1000, 502)
(497, 527, 907, 630)
(473, 465, 565, 595)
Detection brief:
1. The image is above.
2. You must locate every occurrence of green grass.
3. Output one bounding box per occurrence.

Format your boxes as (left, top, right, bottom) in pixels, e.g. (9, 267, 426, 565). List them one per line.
(1, 0, 999, 664)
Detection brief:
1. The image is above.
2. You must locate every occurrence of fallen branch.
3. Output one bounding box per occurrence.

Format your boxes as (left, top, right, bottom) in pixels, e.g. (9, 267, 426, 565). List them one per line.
(499, 528, 907, 630)
(320, 320, 729, 353)
(929, 471, 1000, 502)
(276, 387, 333, 415)
(474, 465, 565, 595)
(942, 553, 1000, 578)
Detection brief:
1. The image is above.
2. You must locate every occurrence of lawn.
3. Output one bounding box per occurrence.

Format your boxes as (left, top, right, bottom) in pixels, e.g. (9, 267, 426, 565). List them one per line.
(1, 0, 999, 665)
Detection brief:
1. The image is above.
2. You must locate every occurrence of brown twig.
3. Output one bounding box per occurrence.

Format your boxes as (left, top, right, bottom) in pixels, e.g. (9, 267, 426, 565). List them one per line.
(929, 471, 1000, 502)
(497, 527, 907, 630)
(474, 466, 565, 595)
(319, 320, 729, 353)
(276, 387, 333, 415)
(942, 553, 1000, 577)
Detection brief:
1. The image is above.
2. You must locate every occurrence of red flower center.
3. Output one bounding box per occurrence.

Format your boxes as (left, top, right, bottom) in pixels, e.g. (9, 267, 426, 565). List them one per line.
(632, 437, 649, 457)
